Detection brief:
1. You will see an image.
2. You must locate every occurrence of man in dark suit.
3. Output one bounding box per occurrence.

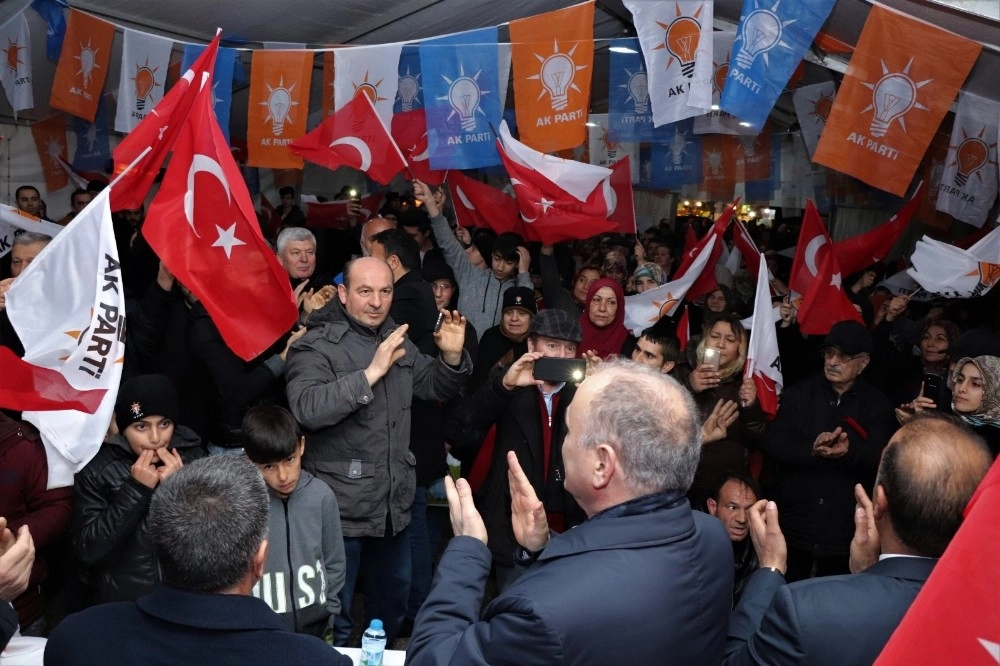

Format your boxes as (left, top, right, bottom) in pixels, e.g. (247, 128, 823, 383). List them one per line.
(407, 360, 733, 665)
(724, 413, 993, 666)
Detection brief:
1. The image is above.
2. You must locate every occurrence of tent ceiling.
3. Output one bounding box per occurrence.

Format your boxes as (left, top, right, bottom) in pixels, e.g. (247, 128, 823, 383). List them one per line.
(1, 0, 997, 132)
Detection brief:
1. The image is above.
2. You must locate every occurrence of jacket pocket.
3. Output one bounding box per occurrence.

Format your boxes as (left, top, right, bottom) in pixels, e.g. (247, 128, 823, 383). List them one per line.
(395, 450, 417, 509)
(312, 459, 376, 523)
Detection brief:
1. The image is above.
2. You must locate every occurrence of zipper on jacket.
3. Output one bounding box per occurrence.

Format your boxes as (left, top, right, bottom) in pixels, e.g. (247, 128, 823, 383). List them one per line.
(283, 498, 298, 633)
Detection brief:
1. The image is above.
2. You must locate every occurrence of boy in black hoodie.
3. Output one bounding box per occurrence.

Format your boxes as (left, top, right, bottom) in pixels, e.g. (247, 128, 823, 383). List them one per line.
(244, 405, 346, 639)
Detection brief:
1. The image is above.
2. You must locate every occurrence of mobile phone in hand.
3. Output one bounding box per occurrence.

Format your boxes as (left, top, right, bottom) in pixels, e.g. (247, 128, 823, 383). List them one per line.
(702, 348, 721, 371)
(533, 358, 586, 383)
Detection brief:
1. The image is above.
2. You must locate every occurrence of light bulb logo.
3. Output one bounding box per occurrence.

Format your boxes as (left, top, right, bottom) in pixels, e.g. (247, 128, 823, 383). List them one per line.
(712, 50, 731, 97)
(440, 62, 487, 132)
(74, 38, 101, 89)
(601, 127, 619, 155)
(131, 58, 160, 111)
(861, 58, 930, 138)
(669, 127, 689, 165)
(811, 93, 833, 123)
(949, 126, 996, 187)
(707, 148, 723, 175)
(397, 67, 421, 112)
(5, 39, 24, 74)
(45, 138, 63, 167)
(737, 135, 758, 157)
(626, 71, 649, 113)
(733, 1, 795, 70)
(528, 39, 586, 111)
(260, 76, 299, 136)
(653, 3, 705, 79)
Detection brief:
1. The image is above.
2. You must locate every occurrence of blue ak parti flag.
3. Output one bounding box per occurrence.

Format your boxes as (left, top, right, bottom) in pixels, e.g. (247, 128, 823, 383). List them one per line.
(608, 38, 654, 142)
(73, 94, 110, 172)
(394, 45, 423, 113)
(650, 118, 702, 189)
(720, 0, 837, 129)
(181, 45, 237, 142)
(419, 26, 502, 170)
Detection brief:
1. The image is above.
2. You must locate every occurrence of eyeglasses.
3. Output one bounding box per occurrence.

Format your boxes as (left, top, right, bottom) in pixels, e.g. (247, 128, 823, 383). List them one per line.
(821, 348, 867, 363)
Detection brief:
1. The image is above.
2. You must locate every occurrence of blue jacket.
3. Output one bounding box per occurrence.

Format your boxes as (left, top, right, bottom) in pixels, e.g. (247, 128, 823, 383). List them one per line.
(44, 584, 351, 665)
(407, 498, 733, 665)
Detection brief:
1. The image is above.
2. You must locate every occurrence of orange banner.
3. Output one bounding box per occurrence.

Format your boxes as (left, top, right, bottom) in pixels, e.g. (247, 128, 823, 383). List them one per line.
(813, 5, 981, 196)
(510, 1, 595, 153)
(49, 10, 115, 122)
(30, 115, 69, 193)
(701, 134, 734, 201)
(247, 50, 314, 169)
(731, 126, 771, 183)
(321, 50, 336, 118)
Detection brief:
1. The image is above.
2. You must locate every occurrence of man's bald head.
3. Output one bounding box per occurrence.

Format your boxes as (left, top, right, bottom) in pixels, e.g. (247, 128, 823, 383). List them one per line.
(361, 216, 397, 256)
(877, 413, 992, 558)
(338, 257, 394, 328)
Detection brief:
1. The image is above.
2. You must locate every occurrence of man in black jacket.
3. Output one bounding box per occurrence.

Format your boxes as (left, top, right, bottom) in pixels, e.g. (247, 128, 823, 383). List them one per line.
(763, 320, 896, 581)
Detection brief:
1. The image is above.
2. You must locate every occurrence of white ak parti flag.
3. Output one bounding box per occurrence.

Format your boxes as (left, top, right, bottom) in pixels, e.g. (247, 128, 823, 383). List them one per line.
(907, 225, 1000, 299)
(623, 0, 714, 127)
(624, 234, 716, 335)
(792, 80, 836, 159)
(0, 11, 33, 117)
(6, 188, 126, 488)
(744, 253, 782, 418)
(115, 29, 173, 134)
(333, 42, 403, 127)
(935, 91, 1000, 228)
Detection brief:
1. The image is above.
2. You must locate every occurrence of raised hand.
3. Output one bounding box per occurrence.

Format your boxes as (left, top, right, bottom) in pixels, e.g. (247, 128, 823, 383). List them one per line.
(501, 351, 545, 391)
(508, 451, 549, 552)
(156, 447, 184, 484)
(280, 327, 308, 361)
(434, 310, 467, 365)
(701, 399, 738, 444)
(365, 323, 409, 387)
(748, 499, 787, 574)
(444, 476, 487, 544)
(131, 448, 160, 489)
(849, 483, 880, 573)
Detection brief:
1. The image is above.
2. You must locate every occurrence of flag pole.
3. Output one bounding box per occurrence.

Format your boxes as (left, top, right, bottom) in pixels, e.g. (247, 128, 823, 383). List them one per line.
(108, 146, 153, 190)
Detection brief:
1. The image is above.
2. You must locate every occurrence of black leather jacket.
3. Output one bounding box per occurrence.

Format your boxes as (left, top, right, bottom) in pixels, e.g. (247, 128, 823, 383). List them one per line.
(71, 426, 205, 604)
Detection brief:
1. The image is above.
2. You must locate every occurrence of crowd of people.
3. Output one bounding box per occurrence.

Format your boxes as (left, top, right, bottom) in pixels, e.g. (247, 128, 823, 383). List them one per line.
(0, 176, 997, 664)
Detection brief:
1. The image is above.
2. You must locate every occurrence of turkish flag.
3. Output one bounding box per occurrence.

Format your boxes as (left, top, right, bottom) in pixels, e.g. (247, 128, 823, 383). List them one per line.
(304, 192, 384, 230)
(793, 202, 864, 335)
(391, 110, 447, 186)
(875, 457, 1000, 666)
(832, 184, 922, 276)
(0, 347, 106, 413)
(447, 171, 521, 235)
(677, 305, 690, 352)
(111, 32, 220, 212)
(608, 156, 637, 235)
(144, 69, 297, 361)
(673, 201, 737, 301)
(682, 225, 698, 258)
(290, 92, 407, 185)
(744, 254, 782, 418)
(732, 219, 763, 280)
(259, 194, 282, 239)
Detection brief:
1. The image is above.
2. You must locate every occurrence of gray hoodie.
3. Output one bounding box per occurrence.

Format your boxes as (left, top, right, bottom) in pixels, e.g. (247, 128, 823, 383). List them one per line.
(430, 214, 533, 339)
(251, 470, 346, 637)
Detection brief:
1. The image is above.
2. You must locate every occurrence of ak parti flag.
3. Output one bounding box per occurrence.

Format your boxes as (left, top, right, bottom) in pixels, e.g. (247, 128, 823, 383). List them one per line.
(509, 1, 595, 153)
(813, 5, 981, 196)
(744, 253, 782, 418)
(145, 69, 297, 361)
(875, 457, 1000, 666)
(0, 11, 34, 118)
(833, 183, 922, 276)
(290, 92, 407, 185)
(673, 202, 736, 301)
(111, 33, 220, 212)
(49, 9, 114, 122)
(247, 50, 314, 169)
(30, 114, 69, 192)
(321, 50, 336, 118)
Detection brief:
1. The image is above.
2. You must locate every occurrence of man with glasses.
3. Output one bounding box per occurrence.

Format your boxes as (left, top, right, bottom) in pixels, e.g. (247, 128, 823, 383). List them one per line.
(762, 321, 896, 582)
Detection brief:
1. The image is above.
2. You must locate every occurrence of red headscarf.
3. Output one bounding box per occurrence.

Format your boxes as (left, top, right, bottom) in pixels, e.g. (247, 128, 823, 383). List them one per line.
(578, 278, 629, 359)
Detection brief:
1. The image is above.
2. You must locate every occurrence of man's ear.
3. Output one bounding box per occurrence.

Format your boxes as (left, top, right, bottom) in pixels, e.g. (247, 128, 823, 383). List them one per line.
(252, 539, 269, 580)
(706, 498, 718, 516)
(873, 484, 888, 520)
(592, 444, 617, 490)
(661, 361, 676, 374)
(337, 283, 348, 305)
(297, 436, 306, 456)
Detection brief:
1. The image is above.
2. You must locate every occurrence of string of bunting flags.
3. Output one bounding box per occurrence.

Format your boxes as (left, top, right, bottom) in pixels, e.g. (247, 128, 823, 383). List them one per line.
(0, 0, 996, 229)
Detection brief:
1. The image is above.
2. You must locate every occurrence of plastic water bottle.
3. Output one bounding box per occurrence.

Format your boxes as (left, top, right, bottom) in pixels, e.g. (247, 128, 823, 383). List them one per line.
(360, 619, 386, 666)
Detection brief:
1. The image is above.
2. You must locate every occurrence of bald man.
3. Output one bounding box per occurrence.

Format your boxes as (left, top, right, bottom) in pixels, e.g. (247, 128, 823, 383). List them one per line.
(285, 257, 472, 647)
(724, 413, 992, 666)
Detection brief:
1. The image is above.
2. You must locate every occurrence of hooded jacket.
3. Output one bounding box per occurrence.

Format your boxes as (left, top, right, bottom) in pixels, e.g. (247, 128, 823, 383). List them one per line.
(285, 300, 471, 538)
(71, 426, 205, 603)
(252, 471, 346, 637)
(429, 214, 533, 340)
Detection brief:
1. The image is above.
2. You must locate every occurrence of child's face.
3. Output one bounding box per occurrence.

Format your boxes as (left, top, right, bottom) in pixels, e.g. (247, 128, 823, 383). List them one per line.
(255, 439, 306, 499)
(491, 253, 517, 281)
(124, 416, 175, 463)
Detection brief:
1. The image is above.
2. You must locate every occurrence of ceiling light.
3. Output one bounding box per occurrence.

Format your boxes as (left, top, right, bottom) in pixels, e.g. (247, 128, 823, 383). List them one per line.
(608, 46, 638, 54)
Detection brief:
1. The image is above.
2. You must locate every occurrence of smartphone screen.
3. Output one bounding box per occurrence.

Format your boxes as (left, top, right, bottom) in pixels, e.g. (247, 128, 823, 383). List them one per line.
(702, 348, 721, 371)
(533, 358, 586, 383)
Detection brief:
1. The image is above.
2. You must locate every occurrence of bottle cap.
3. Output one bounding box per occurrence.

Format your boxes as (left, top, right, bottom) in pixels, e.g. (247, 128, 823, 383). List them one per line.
(370, 619, 383, 630)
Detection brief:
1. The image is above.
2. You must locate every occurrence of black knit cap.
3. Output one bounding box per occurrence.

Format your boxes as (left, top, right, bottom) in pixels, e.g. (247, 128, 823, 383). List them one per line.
(114, 375, 180, 430)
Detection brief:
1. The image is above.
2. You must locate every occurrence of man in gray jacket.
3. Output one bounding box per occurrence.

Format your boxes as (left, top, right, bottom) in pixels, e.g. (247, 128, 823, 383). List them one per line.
(285, 256, 472, 646)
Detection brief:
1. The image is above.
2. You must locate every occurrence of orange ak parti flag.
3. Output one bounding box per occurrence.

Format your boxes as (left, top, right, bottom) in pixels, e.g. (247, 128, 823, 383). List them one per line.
(321, 50, 336, 118)
(813, 5, 981, 197)
(509, 0, 595, 153)
(49, 10, 115, 122)
(247, 50, 314, 169)
(30, 115, 70, 192)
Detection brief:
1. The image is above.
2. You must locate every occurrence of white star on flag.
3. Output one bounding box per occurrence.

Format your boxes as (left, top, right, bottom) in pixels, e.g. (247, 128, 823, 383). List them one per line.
(212, 223, 245, 259)
(540, 197, 554, 213)
(979, 638, 1000, 663)
(830, 272, 842, 288)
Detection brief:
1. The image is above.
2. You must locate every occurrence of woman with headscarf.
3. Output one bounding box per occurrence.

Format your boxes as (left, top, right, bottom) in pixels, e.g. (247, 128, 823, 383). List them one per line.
(472, 286, 536, 390)
(629, 262, 668, 294)
(578, 278, 632, 360)
(679, 314, 766, 509)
